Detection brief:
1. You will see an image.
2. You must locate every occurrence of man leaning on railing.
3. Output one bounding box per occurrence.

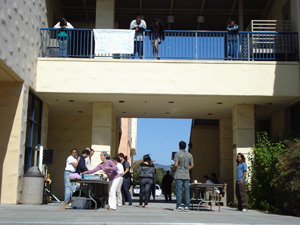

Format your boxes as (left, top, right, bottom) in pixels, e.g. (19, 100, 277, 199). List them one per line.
(130, 15, 147, 59)
(227, 20, 239, 60)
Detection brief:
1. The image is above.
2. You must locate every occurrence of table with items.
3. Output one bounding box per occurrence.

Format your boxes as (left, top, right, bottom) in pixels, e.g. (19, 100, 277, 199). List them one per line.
(70, 175, 108, 210)
(189, 183, 225, 212)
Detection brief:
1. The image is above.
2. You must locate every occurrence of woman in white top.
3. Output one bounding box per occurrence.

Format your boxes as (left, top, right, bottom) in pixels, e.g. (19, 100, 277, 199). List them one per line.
(53, 17, 74, 57)
(112, 157, 124, 206)
(64, 148, 79, 203)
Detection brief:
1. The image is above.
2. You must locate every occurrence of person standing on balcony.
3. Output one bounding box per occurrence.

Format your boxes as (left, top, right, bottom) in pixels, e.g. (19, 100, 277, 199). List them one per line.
(173, 141, 194, 212)
(149, 18, 165, 60)
(227, 20, 239, 59)
(236, 153, 248, 212)
(54, 17, 74, 57)
(130, 15, 147, 59)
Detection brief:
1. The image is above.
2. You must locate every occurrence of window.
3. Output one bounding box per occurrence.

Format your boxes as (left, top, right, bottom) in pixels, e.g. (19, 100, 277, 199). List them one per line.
(24, 91, 43, 173)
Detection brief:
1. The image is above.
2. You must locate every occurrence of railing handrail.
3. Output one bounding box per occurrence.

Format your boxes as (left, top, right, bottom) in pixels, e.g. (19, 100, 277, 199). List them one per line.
(40, 28, 298, 34)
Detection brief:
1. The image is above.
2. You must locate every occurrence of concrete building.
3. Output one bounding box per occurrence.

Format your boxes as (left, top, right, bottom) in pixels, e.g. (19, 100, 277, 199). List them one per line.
(0, 0, 300, 204)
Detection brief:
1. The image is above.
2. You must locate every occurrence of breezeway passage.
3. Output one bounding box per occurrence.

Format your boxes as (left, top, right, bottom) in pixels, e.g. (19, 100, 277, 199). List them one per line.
(0, 197, 300, 225)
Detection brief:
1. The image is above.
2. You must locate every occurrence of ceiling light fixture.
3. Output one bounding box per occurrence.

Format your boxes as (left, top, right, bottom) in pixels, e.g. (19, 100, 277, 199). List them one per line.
(208, 113, 213, 115)
(119, 101, 125, 103)
(168, 101, 174, 104)
(78, 111, 83, 113)
(68, 100, 75, 102)
(217, 102, 223, 104)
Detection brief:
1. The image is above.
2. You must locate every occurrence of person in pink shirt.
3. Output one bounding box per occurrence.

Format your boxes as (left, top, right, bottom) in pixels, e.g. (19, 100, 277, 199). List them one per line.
(83, 152, 121, 210)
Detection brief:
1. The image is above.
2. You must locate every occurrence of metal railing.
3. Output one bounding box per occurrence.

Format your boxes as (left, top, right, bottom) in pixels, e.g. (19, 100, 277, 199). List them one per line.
(40, 28, 299, 61)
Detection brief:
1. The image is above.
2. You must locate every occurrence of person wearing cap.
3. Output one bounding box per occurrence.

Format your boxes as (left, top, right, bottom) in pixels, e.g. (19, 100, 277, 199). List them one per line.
(83, 152, 121, 210)
(53, 17, 74, 57)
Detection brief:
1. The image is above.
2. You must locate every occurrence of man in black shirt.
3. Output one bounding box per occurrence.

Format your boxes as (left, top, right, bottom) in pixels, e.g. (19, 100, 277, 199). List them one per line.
(118, 153, 132, 205)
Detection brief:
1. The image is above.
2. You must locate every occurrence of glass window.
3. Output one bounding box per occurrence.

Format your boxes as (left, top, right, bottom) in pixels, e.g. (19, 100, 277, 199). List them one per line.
(24, 91, 42, 173)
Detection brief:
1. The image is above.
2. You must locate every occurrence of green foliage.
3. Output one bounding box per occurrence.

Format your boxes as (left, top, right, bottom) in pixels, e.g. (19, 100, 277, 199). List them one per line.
(247, 132, 286, 212)
(248, 132, 300, 216)
(276, 139, 300, 216)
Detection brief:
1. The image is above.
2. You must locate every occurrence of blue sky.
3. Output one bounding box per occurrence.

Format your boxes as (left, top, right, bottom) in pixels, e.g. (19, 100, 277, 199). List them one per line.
(134, 118, 192, 166)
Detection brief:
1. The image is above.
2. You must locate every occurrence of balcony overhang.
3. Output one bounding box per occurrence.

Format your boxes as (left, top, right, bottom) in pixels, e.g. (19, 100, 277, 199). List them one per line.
(35, 58, 300, 119)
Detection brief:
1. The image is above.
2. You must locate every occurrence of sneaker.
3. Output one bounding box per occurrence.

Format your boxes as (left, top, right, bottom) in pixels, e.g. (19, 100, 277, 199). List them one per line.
(184, 207, 190, 212)
(117, 204, 122, 206)
(242, 208, 248, 212)
(173, 207, 182, 212)
(59, 199, 73, 209)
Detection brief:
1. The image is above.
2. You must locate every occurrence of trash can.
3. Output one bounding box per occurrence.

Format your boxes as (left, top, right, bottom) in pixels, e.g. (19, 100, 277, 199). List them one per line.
(21, 167, 44, 205)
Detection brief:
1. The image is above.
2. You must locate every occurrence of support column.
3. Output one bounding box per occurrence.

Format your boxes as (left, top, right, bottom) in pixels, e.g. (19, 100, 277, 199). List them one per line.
(238, 0, 244, 30)
(290, 0, 300, 60)
(0, 82, 29, 204)
(232, 104, 255, 202)
(219, 117, 233, 204)
(91, 102, 113, 168)
(95, 0, 115, 29)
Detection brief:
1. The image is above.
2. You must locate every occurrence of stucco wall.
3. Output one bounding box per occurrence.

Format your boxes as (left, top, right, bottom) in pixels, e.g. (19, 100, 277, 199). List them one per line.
(0, 82, 29, 204)
(47, 111, 92, 200)
(189, 125, 219, 182)
(0, 0, 48, 87)
(36, 59, 300, 97)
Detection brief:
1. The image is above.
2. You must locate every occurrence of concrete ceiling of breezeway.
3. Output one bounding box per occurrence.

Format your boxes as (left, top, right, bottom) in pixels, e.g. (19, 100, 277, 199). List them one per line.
(36, 92, 299, 120)
(56, 0, 270, 30)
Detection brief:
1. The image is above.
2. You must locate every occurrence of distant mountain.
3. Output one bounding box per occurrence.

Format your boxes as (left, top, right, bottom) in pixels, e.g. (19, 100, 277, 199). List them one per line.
(154, 163, 172, 171)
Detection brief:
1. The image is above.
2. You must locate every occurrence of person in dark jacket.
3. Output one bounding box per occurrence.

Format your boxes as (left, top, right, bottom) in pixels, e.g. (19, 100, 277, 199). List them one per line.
(76, 149, 90, 174)
(138, 154, 155, 208)
(162, 170, 173, 202)
(149, 18, 165, 60)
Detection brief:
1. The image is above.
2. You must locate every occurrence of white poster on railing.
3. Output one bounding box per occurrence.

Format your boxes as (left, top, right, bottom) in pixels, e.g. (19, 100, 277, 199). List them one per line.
(93, 29, 135, 54)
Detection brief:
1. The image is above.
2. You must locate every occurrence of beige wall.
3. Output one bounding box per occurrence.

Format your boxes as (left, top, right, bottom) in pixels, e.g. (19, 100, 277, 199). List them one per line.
(190, 125, 219, 182)
(0, 0, 48, 87)
(219, 117, 234, 202)
(267, 0, 288, 20)
(47, 111, 92, 200)
(95, 0, 115, 29)
(0, 82, 29, 204)
(270, 109, 286, 136)
(36, 59, 300, 97)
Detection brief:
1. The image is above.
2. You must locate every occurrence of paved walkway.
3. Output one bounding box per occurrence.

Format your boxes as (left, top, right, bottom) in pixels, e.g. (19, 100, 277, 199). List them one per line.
(0, 197, 299, 225)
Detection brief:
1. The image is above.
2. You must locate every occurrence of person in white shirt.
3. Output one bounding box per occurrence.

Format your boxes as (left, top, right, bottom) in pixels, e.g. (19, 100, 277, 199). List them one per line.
(112, 157, 124, 206)
(64, 148, 79, 203)
(203, 175, 220, 194)
(84, 147, 94, 170)
(53, 17, 74, 57)
(130, 15, 147, 59)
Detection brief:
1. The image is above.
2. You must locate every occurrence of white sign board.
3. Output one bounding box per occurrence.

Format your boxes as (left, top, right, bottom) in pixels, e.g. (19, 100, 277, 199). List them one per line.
(93, 29, 135, 54)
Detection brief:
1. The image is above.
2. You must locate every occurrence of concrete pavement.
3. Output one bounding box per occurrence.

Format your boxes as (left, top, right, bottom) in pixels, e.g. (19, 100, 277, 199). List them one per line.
(0, 197, 299, 225)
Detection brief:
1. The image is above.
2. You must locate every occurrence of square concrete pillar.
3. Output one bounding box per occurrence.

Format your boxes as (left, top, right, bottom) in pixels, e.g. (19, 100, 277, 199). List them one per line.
(232, 104, 255, 203)
(91, 102, 113, 167)
(96, 0, 115, 29)
(219, 117, 234, 203)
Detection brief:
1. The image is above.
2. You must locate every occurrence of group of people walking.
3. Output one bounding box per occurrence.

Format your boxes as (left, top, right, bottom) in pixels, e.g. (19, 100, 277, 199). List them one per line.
(64, 141, 248, 212)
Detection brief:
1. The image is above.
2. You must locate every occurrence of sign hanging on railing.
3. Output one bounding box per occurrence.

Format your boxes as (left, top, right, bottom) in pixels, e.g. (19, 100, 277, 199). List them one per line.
(93, 29, 135, 54)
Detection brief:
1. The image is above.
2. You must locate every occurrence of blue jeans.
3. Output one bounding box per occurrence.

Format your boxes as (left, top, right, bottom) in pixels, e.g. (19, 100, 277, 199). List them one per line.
(121, 177, 132, 204)
(58, 39, 68, 57)
(175, 179, 190, 208)
(227, 39, 239, 59)
(132, 41, 143, 58)
(64, 170, 75, 202)
(139, 178, 152, 206)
